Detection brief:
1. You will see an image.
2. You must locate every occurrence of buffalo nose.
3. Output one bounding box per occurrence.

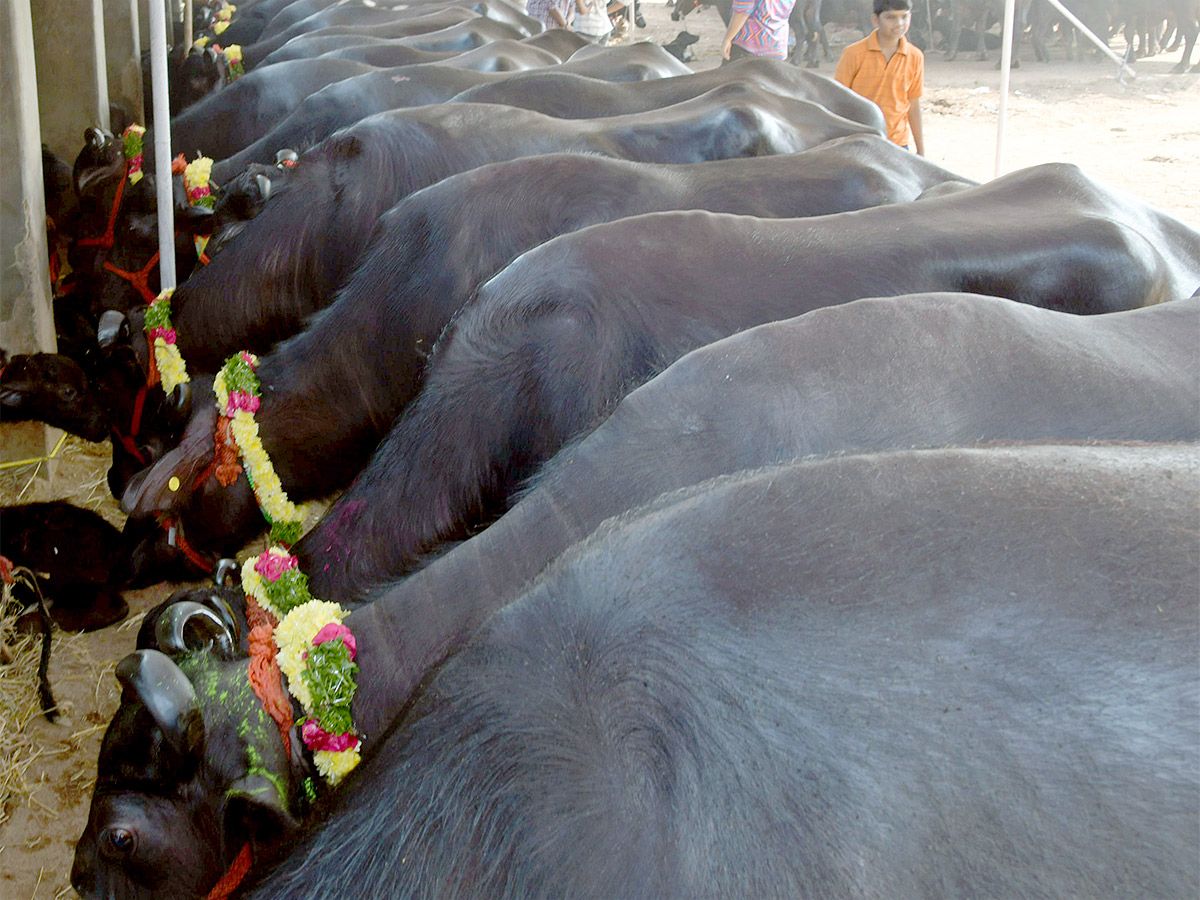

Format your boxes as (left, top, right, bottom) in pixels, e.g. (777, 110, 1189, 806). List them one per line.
(71, 849, 96, 898)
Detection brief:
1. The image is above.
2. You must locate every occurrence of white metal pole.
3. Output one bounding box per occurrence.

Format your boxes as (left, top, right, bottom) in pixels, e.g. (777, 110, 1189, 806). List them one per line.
(129, 0, 144, 122)
(91, 0, 111, 130)
(184, 0, 192, 49)
(149, 0, 177, 289)
(994, 0, 1016, 178)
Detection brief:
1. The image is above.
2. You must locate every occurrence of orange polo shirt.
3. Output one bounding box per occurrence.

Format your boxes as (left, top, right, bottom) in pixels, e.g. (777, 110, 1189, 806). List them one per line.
(834, 31, 924, 147)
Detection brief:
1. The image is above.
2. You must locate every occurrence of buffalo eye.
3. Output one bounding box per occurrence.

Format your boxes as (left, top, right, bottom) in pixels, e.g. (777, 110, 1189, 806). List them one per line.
(102, 826, 136, 858)
(58, 385, 78, 401)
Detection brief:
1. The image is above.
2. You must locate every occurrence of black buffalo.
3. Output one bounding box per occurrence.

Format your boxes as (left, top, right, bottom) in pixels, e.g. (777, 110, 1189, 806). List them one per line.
(252, 31, 559, 68)
(446, 54, 884, 128)
(0, 502, 129, 631)
(341, 292, 1200, 694)
(169, 58, 376, 163)
(0, 352, 109, 442)
(73, 442, 1200, 899)
(118, 137, 970, 577)
(289, 162, 1200, 599)
(214, 43, 700, 176)
(164, 84, 877, 372)
(319, 38, 696, 79)
(242, 7, 490, 70)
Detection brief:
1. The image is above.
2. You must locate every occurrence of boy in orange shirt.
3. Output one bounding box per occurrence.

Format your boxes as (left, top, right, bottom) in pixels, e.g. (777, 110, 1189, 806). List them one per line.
(834, 0, 925, 155)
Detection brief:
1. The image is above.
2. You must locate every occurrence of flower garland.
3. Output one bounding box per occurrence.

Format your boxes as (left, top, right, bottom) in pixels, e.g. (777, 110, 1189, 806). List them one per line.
(221, 44, 244, 82)
(214, 352, 308, 545)
(145, 288, 191, 394)
(213, 1, 236, 33)
(242, 546, 361, 784)
(184, 156, 216, 209)
(122, 124, 146, 185)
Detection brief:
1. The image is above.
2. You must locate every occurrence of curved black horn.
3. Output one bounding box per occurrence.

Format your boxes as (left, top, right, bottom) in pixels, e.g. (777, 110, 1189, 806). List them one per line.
(155, 600, 236, 659)
(203, 591, 243, 649)
(255, 173, 272, 203)
(115, 649, 205, 759)
(84, 126, 108, 148)
(96, 310, 128, 348)
(213, 558, 239, 588)
(170, 381, 193, 421)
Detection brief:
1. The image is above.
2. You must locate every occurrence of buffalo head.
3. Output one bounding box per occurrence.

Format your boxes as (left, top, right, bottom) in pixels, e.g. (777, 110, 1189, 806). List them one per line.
(72, 127, 123, 200)
(0, 353, 110, 442)
(73, 612, 302, 900)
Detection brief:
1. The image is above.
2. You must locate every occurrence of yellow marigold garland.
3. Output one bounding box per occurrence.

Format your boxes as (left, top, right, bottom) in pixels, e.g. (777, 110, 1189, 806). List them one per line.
(144, 288, 191, 394)
(184, 156, 216, 209)
(215, 353, 308, 544)
(222, 44, 244, 81)
(244, 545, 361, 784)
(122, 124, 146, 185)
(213, 2, 236, 33)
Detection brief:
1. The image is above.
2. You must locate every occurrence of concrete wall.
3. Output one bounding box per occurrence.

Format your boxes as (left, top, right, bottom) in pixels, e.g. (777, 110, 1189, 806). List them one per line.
(106, 0, 144, 125)
(2, 0, 58, 469)
(32, 0, 110, 160)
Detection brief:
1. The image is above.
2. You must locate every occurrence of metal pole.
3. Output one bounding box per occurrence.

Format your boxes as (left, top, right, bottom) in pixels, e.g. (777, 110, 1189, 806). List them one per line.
(184, 0, 192, 49)
(149, 0, 177, 289)
(129, 0, 144, 122)
(91, 0, 111, 130)
(994, 0, 1016, 178)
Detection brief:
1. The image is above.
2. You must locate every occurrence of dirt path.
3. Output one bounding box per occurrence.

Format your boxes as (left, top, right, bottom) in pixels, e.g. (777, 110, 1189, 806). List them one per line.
(1, 12, 1196, 900)
(639, 2, 1199, 224)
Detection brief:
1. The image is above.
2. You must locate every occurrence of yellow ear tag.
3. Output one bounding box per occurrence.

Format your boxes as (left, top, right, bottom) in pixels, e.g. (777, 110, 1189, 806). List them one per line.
(168, 476, 181, 492)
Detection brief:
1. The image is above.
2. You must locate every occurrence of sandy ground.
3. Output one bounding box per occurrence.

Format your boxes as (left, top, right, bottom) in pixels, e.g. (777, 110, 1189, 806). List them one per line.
(1, 9, 1197, 899)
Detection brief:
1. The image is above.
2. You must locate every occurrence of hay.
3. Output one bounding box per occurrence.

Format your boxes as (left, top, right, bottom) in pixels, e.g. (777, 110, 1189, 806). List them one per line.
(0, 432, 122, 520)
(1, 433, 121, 832)
(0, 586, 49, 829)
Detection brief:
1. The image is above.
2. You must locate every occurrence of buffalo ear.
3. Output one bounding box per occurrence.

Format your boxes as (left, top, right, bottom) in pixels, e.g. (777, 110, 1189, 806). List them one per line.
(115, 649, 206, 761)
(97, 310, 130, 348)
(225, 773, 300, 836)
(120, 402, 218, 516)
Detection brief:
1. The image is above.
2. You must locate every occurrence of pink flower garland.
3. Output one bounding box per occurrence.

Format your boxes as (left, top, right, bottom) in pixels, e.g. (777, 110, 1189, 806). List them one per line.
(301, 720, 360, 753)
(313, 622, 357, 658)
(225, 391, 261, 415)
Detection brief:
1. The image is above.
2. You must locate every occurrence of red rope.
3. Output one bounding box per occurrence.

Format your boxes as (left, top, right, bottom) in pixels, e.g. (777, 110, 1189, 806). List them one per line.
(129, 383, 147, 439)
(177, 525, 216, 574)
(204, 842, 253, 900)
(101, 250, 160, 305)
(110, 383, 149, 466)
(77, 167, 128, 251)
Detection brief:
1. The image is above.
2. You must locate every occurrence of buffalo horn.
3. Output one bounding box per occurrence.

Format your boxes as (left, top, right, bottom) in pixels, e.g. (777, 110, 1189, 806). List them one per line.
(170, 381, 193, 421)
(155, 600, 236, 659)
(115, 649, 205, 759)
(96, 310, 128, 348)
(255, 173, 272, 203)
(203, 591, 242, 649)
(213, 558, 240, 589)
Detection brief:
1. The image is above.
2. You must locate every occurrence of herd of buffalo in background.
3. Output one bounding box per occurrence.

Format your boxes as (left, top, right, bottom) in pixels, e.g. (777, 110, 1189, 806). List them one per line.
(0, 0, 1198, 896)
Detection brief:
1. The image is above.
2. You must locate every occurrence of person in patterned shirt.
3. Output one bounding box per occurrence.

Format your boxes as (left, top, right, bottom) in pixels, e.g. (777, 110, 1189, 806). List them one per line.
(527, 0, 574, 28)
(720, 0, 798, 61)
